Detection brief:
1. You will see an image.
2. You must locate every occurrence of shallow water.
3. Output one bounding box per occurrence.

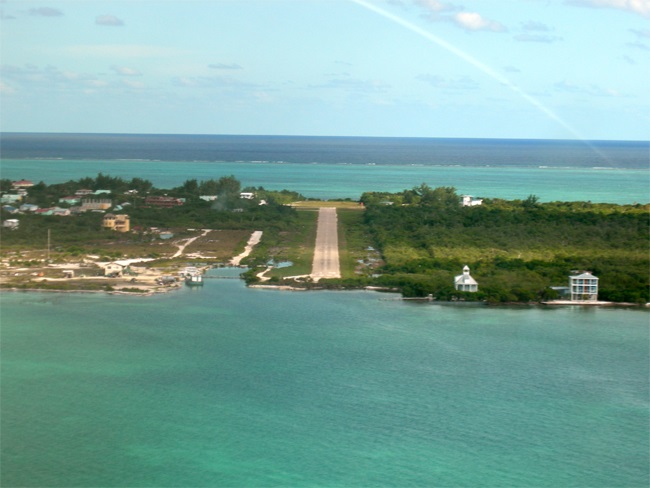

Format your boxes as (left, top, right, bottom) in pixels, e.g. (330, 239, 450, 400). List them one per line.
(2, 277, 648, 487)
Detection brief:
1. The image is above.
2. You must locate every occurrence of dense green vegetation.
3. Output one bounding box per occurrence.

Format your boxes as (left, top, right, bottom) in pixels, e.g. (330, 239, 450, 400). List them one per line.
(354, 185, 649, 303)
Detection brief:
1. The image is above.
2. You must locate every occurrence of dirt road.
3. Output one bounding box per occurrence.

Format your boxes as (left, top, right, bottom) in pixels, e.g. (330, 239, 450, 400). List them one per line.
(310, 207, 341, 281)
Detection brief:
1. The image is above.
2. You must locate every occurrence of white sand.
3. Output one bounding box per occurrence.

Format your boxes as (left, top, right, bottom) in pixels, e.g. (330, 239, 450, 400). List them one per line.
(230, 230, 263, 266)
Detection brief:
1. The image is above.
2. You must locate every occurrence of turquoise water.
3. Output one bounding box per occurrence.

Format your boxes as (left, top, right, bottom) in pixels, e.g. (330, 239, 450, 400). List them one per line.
(1, 158, 648, 203)
(2, 272, 649, 487)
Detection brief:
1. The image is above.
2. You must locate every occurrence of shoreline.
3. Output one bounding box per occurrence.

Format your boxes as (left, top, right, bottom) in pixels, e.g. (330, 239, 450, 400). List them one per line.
(2, 281, 648, 308)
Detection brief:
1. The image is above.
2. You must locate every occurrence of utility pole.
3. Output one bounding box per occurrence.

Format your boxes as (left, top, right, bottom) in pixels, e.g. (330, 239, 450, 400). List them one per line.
(47, 228, 51, 262)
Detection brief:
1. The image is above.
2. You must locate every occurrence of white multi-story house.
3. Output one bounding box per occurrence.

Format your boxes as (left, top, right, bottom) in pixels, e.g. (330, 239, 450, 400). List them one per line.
(454, 265, 478, 292)
(569, 272, 599, 301)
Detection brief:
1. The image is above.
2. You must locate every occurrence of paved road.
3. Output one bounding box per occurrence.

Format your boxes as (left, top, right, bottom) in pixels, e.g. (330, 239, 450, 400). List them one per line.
(311, 207, 341, 281)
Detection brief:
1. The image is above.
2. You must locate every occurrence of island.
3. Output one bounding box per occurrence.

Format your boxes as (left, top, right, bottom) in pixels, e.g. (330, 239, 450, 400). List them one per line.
(1, 174, 648, 305)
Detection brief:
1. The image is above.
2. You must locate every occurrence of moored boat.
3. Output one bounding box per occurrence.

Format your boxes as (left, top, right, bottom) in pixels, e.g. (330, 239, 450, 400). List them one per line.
(185, 274, 204, 286)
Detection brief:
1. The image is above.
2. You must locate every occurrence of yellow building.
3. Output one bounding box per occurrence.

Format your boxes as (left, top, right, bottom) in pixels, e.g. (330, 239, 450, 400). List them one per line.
(102, 213, 130, 232)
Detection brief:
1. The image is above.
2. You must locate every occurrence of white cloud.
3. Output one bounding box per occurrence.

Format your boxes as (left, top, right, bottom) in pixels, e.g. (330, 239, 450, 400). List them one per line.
(417, 73, 479, 89)
(415, 0, 459, 15)
(515, 33, 562, 43)
(28, 7, 63, 17)
(554, 79, 623, 97)
(0, 80, 16, 94)
(0, 64, 113, 92)
(629, 27, 650, 38)
(96, 15, 124, 26)
(172, 75, 257, 89)
(122, 79, 145, 89)
(208, 63, 243, 70)
(521, 20, 551, 32)
(626, 41, 650, 50)
(453, 11, 506, 32)
(411, 1, 506, 32)
(111, 65, 142, 76)
(61, 44, 188, 59)
(566, 0, 650, 17)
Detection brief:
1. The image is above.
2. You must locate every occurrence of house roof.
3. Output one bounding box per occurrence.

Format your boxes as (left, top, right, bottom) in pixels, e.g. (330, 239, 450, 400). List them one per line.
(571, 272, 598, 280)
(455, 266, 478, 285)
(12, 180, 34, 186)
(455, 274, 478, 285)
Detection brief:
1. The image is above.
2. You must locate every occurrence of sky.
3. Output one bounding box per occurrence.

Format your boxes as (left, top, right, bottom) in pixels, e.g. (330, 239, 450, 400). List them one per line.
(1, 0, 649, 140)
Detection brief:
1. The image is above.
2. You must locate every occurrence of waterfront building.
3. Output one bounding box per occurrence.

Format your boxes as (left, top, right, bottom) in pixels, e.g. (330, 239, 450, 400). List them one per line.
(454, 265, 478, 292)
(569, 272, 599, 301)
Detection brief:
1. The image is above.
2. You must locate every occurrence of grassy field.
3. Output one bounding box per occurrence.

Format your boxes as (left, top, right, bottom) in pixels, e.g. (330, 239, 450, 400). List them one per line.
(244, 209, 319, 279)
(184, 229, 254, 261)
(337, 208, 381, 279)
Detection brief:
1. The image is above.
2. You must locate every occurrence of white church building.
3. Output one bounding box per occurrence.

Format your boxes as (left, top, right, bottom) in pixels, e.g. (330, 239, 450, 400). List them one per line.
(454, 265, 478, 292)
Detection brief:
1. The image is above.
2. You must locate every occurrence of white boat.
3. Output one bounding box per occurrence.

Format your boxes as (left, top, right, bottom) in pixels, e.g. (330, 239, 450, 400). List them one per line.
(185, 274, 204, 286)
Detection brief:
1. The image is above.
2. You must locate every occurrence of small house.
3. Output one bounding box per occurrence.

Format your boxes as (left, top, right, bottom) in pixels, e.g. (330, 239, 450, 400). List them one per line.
(2, 219, 19, 230)
(103, 262, 124, 277)
(454, 265, 478, 292)
(240, 192, 254, 200)
(52, 208, 71, 216)
(0, 194, 23, 204)
(59, 196, 80, 205)
(19, 203, 39, 212)
(461, 195, 483, 207)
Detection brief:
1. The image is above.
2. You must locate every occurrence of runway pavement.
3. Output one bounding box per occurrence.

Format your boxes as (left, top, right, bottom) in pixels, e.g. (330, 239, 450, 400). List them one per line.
(310, 207, 341, 281)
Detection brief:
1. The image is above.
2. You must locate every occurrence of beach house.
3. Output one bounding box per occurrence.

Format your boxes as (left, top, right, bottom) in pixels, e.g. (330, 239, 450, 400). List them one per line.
(454, 265, 478, 292)
(569, 272, 599, 301)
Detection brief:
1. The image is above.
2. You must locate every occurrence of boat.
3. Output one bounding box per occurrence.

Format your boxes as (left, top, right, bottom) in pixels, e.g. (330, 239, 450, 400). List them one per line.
(185, 273, 204, 286)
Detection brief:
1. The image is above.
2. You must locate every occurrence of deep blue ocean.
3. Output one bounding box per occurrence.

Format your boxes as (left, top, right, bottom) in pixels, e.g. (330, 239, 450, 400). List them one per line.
(2, 133, 648, 168)
(1, 134, 649, 487)
(1, 133, 649, 202)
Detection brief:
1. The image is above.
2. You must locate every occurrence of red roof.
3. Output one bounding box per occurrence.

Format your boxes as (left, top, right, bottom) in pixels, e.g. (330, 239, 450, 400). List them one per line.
(12, 180, 34, 187)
